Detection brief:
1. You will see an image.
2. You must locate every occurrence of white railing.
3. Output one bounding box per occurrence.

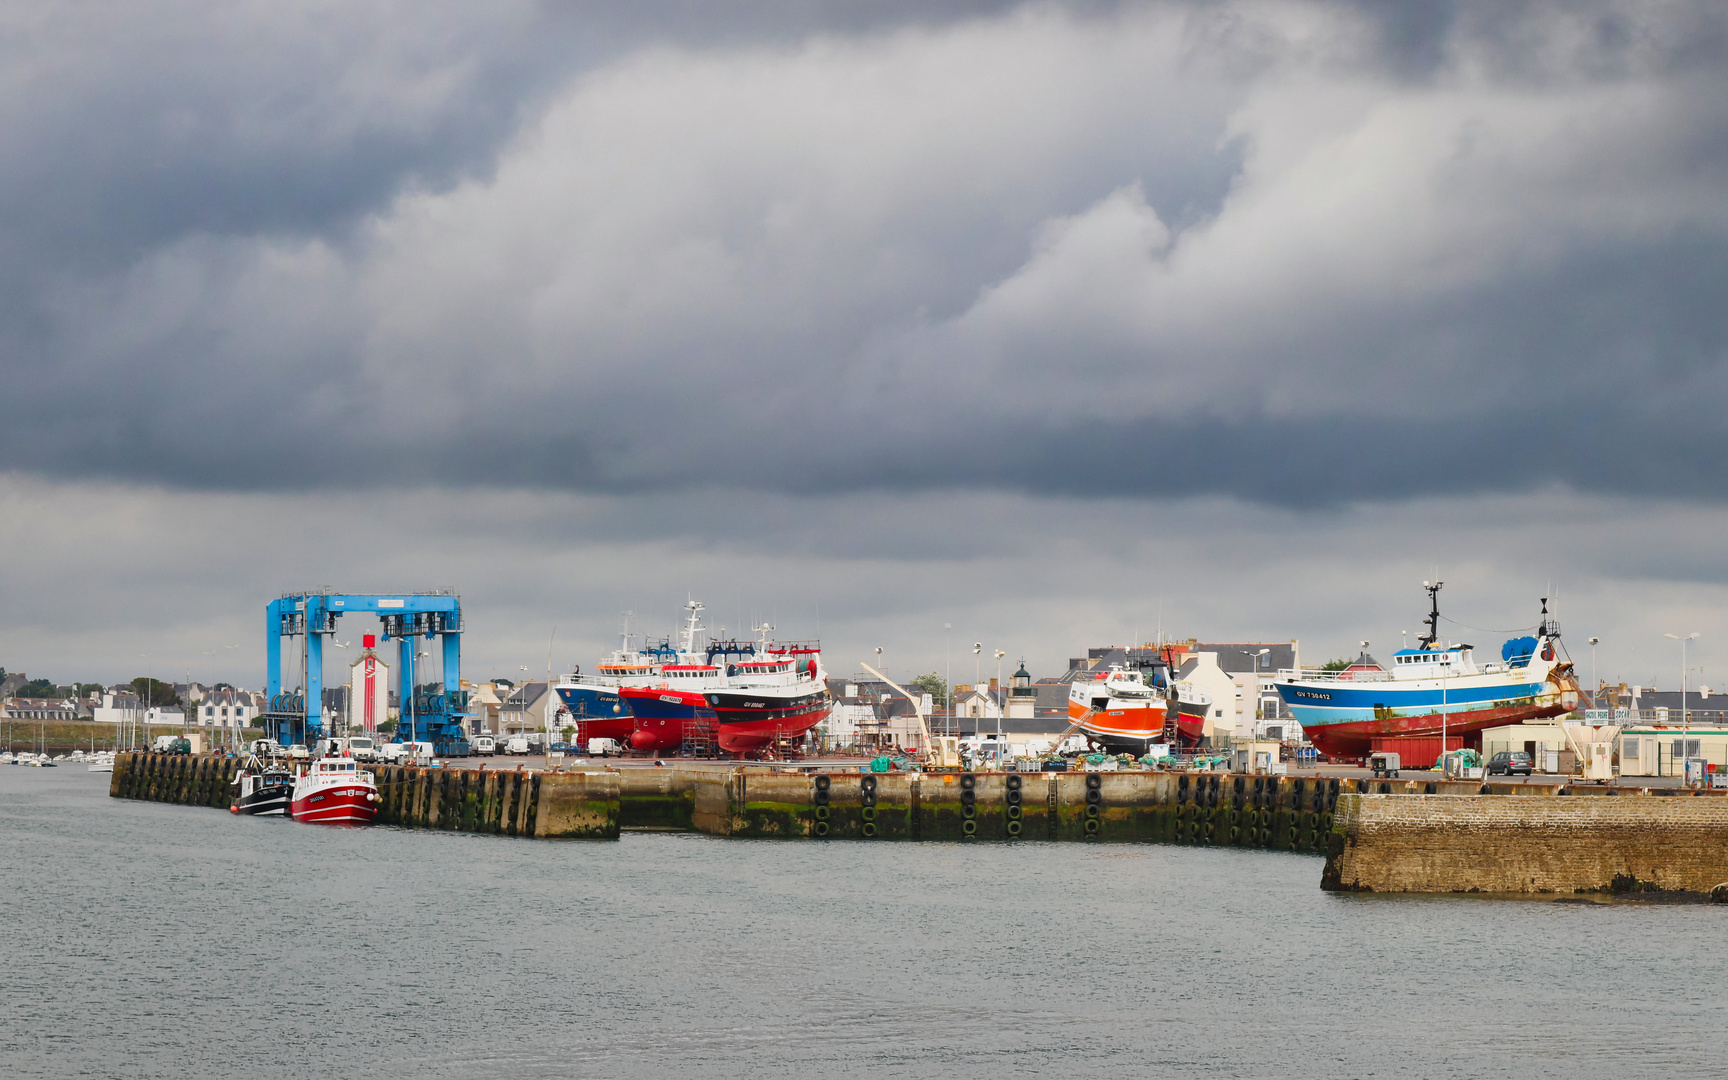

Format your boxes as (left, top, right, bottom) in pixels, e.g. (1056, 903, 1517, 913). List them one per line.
(1276, 667, 1393, 683)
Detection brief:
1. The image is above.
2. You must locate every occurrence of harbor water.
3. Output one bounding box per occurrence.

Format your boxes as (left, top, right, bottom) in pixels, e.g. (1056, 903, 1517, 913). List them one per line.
(2, 767, 1723, 1079)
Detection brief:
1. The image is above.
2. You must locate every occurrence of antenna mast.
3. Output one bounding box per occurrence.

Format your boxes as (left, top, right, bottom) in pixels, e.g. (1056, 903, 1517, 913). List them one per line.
(1418, 581, 1444, 649)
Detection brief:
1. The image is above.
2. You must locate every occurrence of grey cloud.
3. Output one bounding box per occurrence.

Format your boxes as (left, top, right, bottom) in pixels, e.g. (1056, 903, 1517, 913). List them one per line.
(3, 0, 1728, 510)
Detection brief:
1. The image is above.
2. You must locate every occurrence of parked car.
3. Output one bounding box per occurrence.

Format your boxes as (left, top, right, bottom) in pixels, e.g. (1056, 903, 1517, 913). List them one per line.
(586, 737, 621, 757)
(470, 734, 496, 756)
(376, 741, 411, 764)
(504, 735, 531, 756)
(1488, 751, 1534, 776)
(548, 742, 575, 756)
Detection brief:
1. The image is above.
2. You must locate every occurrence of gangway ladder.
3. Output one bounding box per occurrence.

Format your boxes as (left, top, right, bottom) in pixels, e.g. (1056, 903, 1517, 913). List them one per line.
(682, 717, 717, 759)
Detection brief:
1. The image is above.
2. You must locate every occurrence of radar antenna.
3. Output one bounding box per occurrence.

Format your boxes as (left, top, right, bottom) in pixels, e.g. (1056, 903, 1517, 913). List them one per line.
(1417, 581, 1444, 650)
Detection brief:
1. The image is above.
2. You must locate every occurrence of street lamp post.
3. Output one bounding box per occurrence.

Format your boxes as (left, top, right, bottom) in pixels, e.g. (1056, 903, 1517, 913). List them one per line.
(1587, 637, 1599, 711)
(944, 624, 952, 738)
(1664, 632, 1700, 779)
(995, 649, 1006, 749)
(1241, 649, 1270, 740)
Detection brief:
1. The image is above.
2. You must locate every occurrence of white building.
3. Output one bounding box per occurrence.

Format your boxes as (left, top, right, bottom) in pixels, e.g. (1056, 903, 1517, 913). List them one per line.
(144, 706, 185, 726)
(195, 689, 258, 730)
(953, 684, 1003, 721)
(92, 692, 143, 726)
(1175, 652, 1238, 742)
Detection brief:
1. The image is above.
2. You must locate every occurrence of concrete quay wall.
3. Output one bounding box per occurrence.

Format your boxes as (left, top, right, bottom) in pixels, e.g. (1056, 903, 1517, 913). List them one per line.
(1323, 793, 1728, 895)
(690, 767, 1351, 850)
(109, 753, 620, 839)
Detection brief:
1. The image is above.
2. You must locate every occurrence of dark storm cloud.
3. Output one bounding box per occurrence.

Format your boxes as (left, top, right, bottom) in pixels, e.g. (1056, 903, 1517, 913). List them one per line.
(3, 0, 1727, 507)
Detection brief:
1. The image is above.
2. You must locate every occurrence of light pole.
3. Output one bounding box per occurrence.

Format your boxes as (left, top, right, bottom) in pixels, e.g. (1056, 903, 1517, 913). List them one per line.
(545, 627, 557, 771)
(1241, 648, 1270, 740)
(944, 624, 952, 738)
(994, 650, 1006, 748)
(1664, 632, 1700, 777)
(331, 640, 351, 736)
(874, 647, 886, 750)
(518, 664, 531, 754)
(1441, 650, 1451, 772)
(1587, 637, 1599, 710)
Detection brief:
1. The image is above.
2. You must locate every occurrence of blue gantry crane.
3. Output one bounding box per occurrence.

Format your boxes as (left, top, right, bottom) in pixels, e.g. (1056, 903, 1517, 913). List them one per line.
(263, 590, 471, 755)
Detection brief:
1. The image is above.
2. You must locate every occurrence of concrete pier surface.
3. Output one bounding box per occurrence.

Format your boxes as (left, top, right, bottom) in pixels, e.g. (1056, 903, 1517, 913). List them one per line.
(110, 753, 1728, 897)
(1324, 792, 1728, 897)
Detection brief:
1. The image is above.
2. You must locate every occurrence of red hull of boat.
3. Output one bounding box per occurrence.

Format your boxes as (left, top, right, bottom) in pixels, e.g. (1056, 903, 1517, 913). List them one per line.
(290, 785, 378, 824)
(575, 717, 636, 745)
(714, 701, 832, 754)
(1304, 701, 1571, 759)
(1069, 702, 1206, 748)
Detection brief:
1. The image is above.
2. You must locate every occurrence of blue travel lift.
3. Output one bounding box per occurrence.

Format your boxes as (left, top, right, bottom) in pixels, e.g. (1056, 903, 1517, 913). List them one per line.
(263, 591, 471, 755)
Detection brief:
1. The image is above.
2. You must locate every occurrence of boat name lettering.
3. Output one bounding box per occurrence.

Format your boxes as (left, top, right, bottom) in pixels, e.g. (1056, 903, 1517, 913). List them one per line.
(659, 695, 681, 703)
(1293, 690, 1334, 701)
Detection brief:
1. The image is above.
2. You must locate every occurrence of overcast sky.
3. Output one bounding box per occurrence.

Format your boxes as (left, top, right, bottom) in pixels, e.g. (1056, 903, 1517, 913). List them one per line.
(4, 0, 1728, 693)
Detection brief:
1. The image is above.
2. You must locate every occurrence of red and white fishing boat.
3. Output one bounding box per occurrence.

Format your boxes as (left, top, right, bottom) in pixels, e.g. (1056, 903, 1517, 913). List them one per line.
(289, 753, 379, 824)
(704, 626, 833, 756)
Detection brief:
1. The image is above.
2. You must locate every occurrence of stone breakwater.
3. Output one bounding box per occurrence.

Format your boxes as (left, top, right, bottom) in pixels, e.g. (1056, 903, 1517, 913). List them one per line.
(108, 754, 1728, 897)
(110, 754, 1355, 850)
(1323, 792, 1728, 896)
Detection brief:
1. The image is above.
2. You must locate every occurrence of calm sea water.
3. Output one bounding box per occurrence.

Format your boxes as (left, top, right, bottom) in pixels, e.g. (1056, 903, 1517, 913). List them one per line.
(2, 767, 1723, 1079)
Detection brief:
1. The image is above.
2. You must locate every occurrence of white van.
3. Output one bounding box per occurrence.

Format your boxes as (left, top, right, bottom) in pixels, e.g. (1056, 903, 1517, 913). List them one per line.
(471, 734, 496, 756)
(347, 736, 378, 763)
(504, 735, 531, 756)
(587, 737, 621, 758)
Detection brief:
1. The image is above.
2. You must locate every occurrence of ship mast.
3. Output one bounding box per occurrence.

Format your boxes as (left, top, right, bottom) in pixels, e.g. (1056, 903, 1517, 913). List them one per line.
(1417, 580, 1444, 649)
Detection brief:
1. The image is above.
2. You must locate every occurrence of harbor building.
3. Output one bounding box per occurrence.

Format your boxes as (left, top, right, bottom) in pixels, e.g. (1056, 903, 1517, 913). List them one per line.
(1617, 725, 1728, 777)
(499, 682, 558, 737)
(92, 691, 142, 726)
(194, 688, 259, 730)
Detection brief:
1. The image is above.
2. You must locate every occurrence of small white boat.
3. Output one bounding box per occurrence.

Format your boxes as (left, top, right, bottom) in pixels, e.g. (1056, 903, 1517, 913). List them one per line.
(88, 753, 115, 774)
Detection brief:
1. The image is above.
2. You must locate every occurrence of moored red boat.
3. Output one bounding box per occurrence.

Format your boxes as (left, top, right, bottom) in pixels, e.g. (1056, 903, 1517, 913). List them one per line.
(289, 754, 379, 824)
